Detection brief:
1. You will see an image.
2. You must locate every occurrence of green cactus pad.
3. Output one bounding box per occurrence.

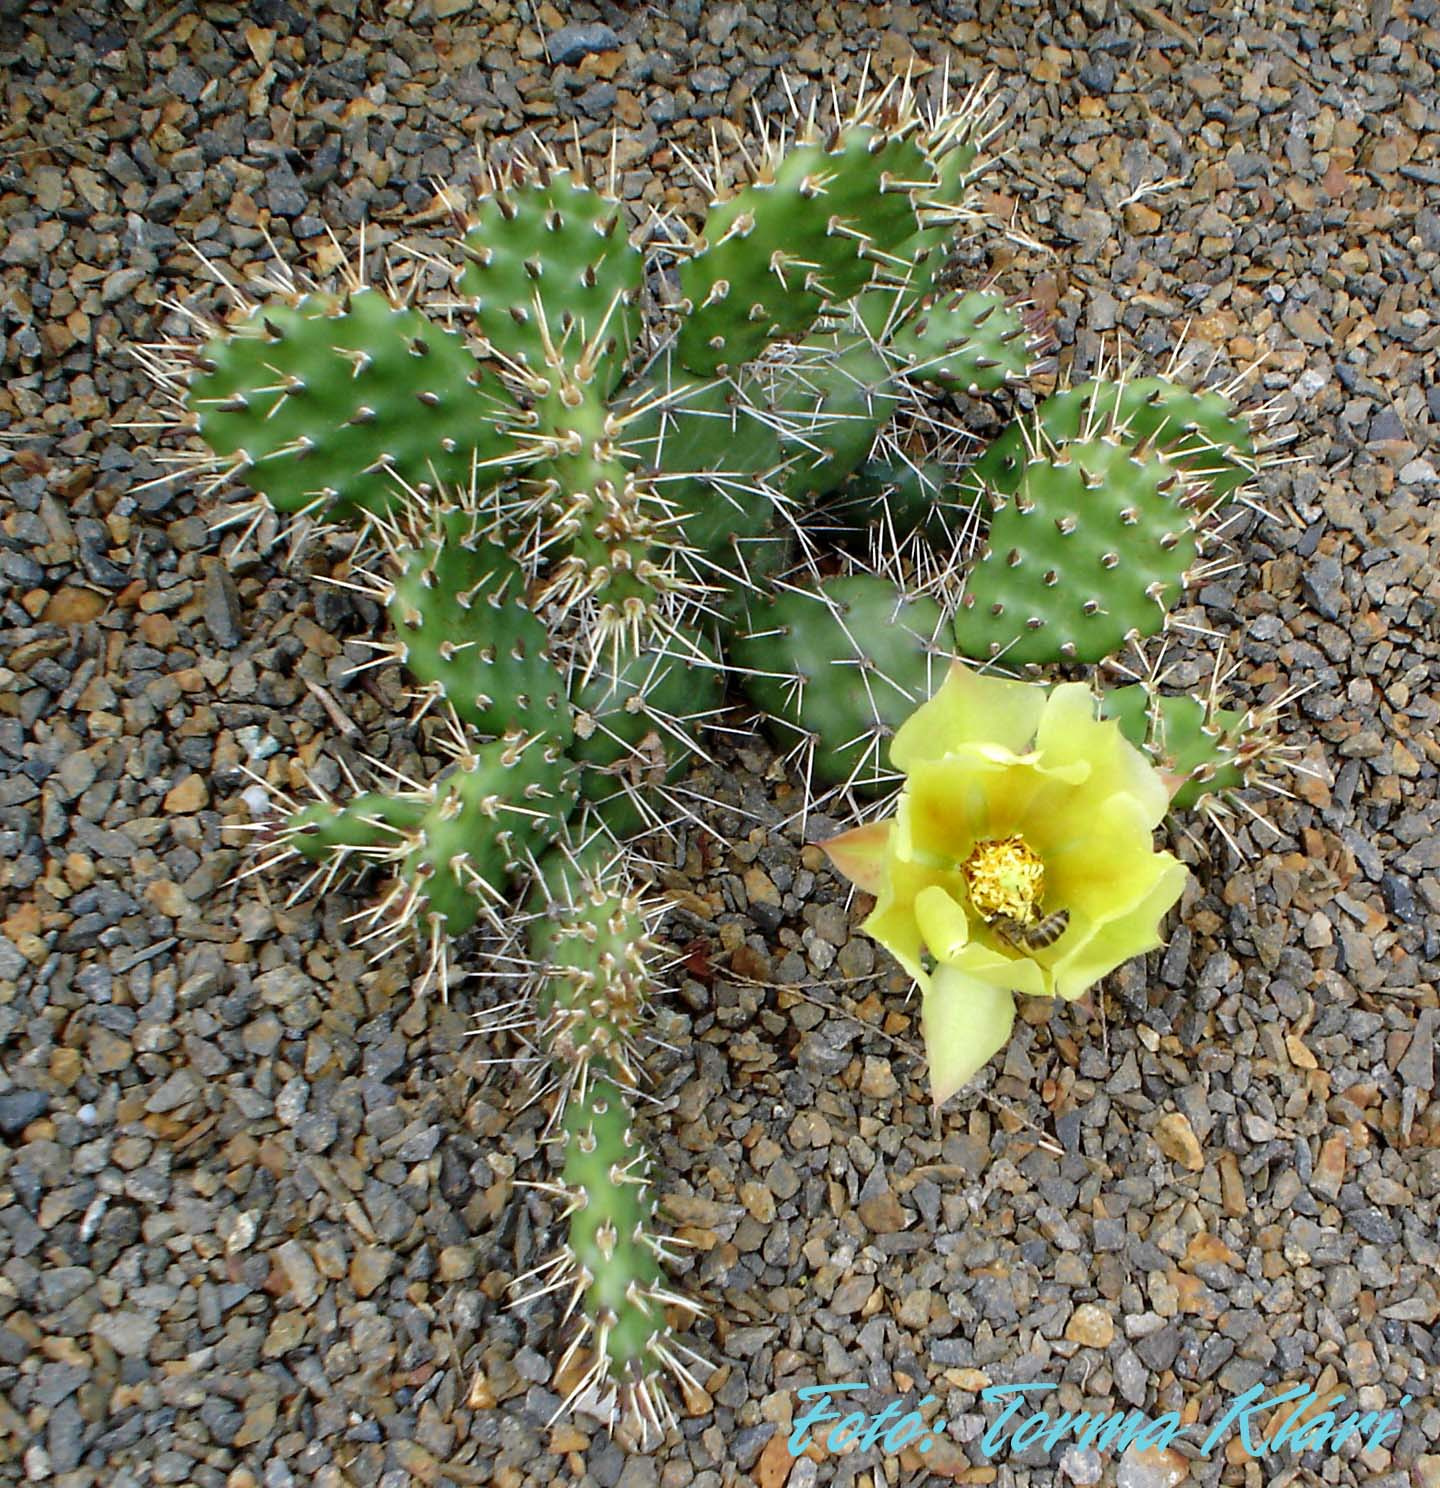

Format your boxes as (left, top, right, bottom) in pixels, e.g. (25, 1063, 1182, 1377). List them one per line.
(1101, 685, 1249, 810)
(388, 509, 573, 745)
(959, 376, 1256, 510)
(188, 287, 522, 520)
(619, 371, 787, 573)
(286, 792, 430, 861)
(285, 736, 576, 937)
(677, 124, 932, 376)
(828, 457, 956, 541)
(890, 290, 1030, 394)
(558, 1067, 669, 1381)
(411, 735, 578, 933)
(732, 575, 947, 793)
(775, 333, 899, 502)
(854, 123, 984, 335)
(954, 438, 1198, 666)
(459, 168, 641, 395)
(520, 851, 689, 1387)
(527, 843, 652, 1078)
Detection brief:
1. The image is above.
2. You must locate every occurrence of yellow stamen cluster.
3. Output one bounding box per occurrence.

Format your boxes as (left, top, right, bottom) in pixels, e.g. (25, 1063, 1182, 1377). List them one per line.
(961, 835, 1044, 924)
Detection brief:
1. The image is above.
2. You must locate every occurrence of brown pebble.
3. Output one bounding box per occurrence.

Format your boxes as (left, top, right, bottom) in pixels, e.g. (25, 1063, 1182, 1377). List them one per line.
(350, 1246, 392, 1298)
(1154, 1112, 1205, 1171)
(1065, 1302, 1116, 1347)
(163, 775, 209, 813)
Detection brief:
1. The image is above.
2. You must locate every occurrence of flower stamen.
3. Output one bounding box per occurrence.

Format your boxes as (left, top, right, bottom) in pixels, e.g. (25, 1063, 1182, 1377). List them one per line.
(962, 835, 1045, 925)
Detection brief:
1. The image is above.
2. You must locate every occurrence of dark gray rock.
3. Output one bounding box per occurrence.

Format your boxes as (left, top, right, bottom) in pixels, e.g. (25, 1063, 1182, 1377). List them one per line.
(1397, 1009, 1438, 1090)
(547, 23, 621, 65)
(1302, 555, 1344, 620)
(0, 1090, 49, 1134)
(203, 564, 245, 647)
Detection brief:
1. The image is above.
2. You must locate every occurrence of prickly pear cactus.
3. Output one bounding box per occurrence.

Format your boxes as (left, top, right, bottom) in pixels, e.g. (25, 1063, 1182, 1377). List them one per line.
(140, 71, 1291, 1444)
(953, 434, 1200, 666)
(185, 286, 526, 519)
(731, 574, 949, 795)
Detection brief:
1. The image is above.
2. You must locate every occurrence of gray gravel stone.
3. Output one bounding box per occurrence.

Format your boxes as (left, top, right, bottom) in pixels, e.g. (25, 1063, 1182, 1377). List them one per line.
(203, 563, 245, 647)
(548, 23, 621, 64)
(91, 1310, 158, 1358)
(1398, 1008, 1439, 1089)
(0, 1090, 49, 1133)
(0, 938, 27, 981)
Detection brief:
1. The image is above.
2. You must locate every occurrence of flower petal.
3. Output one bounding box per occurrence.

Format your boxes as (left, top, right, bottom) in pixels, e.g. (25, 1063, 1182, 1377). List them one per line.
(905, 750, 1087, 862)
(1049, 852, 1189, 1001)
(913, 884, 971, 961)
(1039, 794, 1173, 921)
(891, 661, 1047, 771)
(822, 820, 893, 895)
(864, 850, 952, 983)
(922, 968, 1017, 1107)
(1036, 683, 1170, 829)
(950, 937, 1052, 997)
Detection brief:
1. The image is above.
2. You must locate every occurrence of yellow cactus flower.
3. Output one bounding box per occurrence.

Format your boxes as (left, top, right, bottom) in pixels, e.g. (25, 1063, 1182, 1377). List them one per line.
(824, 662, 1188, 1106)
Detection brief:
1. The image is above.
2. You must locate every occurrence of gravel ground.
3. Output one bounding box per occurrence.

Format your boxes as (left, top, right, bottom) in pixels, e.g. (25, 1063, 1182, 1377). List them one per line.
(2, 1, 1439, 1486)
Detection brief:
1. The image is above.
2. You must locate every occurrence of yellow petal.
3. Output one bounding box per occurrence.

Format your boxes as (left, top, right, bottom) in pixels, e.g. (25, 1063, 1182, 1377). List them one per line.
(922, 968, 1017, 1106)
(905, 750, 1088, 861)
(1049, 853, 1189, 1001)
(891, 660, 1047, 771)
(864, 850, 953, 983)
(1035, 683, 1169, 829)
(822, 820, 893, 895)
(913, 884, 972, 961)
(948, 937, 1052, 998)
(1039, 795, 1170, 921)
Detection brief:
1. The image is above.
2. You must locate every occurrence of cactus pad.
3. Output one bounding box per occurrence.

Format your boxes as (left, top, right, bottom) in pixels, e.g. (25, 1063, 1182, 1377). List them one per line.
(959, 376, 1256, 510)
(187, 287, 522, 519)
(733, 575, 947, 792)
(459, 167, 642, 395)
(774, 333, 900, 501)
(518, 849, 701, 1412)
(571, 640, 722, 836)
(955, 438, 1200, 666)
(1101, 685, 1251, 810)
(388, 509, 573, 745)
(286, 792, 430, 860)
(677, 123, 933, 376)
(282, 732, 576, 939)
(620, 371, 787, 572)
(828, 457, 964, 543)
(890, 290, 1031, 394)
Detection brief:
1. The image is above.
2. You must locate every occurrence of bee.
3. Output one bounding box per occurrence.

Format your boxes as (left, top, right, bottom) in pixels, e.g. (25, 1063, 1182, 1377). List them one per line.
(989, 908, 1070, 953)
